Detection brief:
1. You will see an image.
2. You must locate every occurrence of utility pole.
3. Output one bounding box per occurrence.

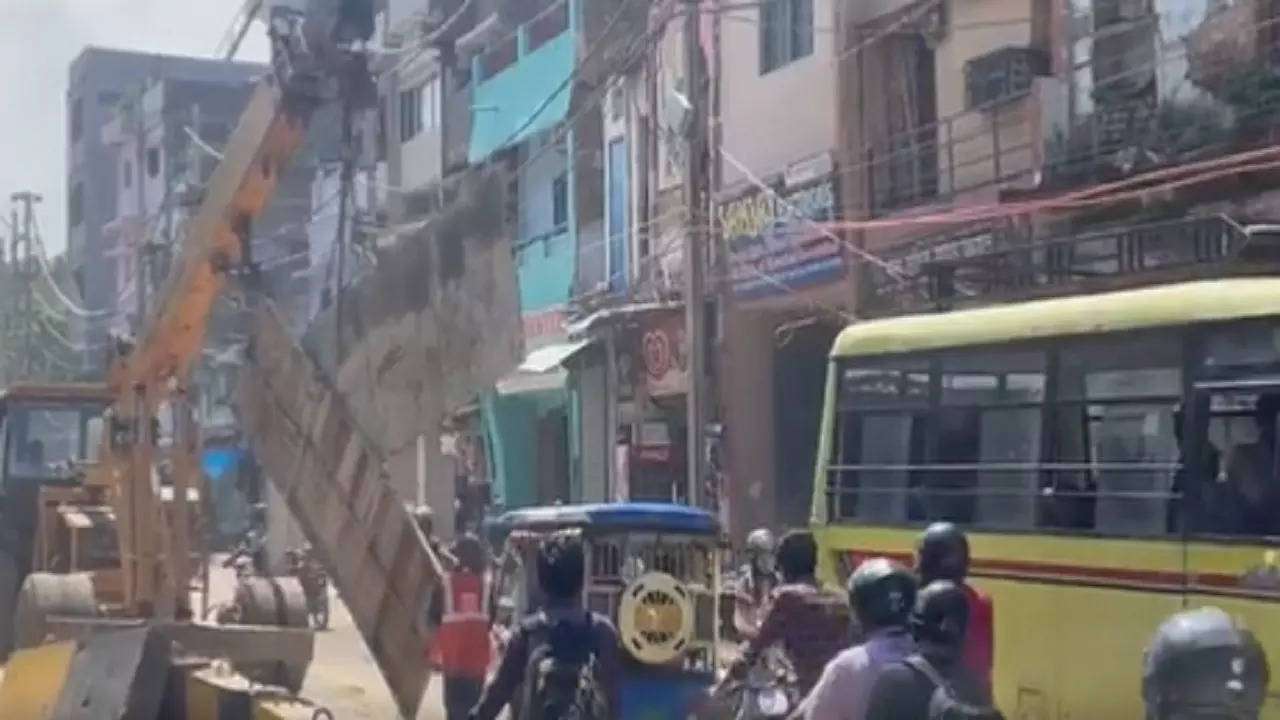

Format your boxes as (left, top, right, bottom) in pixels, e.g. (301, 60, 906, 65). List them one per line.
(134, 88, 149, 332)
(10, 191, 41, 379)
(682, 0, 707, 508)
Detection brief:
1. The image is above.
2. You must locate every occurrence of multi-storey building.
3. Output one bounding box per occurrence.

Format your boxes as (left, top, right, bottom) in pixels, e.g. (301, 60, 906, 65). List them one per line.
(66, 48, 271, 376)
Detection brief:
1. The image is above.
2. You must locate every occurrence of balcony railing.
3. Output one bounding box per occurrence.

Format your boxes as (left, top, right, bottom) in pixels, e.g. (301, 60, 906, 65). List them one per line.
(474, 0, 569, 82)
(864, 91, 1041, 216)
(861, 214, 1270, 315)
(859, 13, 1280, 216)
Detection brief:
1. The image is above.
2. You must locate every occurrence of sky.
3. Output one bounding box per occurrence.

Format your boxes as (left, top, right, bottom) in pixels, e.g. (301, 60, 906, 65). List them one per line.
(0, 1, 271, 256)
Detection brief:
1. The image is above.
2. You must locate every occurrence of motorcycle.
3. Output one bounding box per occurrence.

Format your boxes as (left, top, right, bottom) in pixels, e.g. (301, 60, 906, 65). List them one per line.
(285, 544, 330, 630)
(708, 647, 799, 720)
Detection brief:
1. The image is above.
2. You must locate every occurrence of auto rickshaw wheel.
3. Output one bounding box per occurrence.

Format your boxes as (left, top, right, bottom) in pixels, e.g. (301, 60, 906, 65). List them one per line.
(12, 572, 98, 650)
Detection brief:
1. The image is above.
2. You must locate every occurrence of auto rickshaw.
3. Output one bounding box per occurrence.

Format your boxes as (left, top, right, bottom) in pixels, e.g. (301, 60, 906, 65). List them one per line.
(490, 502, 723, 719)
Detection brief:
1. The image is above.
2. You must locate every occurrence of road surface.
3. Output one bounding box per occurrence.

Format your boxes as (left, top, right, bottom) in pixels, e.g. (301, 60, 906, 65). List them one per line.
(301, 585, 445, 720)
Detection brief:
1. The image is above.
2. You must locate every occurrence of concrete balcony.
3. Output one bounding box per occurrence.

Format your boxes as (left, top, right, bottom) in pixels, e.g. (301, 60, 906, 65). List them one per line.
(467, 0, 576, 163)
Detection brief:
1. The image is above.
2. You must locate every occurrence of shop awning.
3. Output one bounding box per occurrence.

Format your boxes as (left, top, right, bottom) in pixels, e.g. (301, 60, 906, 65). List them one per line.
(495, 339, 592, 395)
(565, 300, 683, 337)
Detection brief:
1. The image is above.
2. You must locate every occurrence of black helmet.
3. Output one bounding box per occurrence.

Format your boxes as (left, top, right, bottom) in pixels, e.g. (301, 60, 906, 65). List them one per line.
(910, 580, 969, 651)
(453, 533, 487, 573)
(1142, 607, 1269, 720)
(847, 557, 917, 631)
(916, 522, 970, 583)
(410, 504, 434, 532)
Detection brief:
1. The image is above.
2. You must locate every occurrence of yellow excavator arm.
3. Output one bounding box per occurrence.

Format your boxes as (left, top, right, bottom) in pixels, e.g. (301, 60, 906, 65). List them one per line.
(97, 2, 359, 621)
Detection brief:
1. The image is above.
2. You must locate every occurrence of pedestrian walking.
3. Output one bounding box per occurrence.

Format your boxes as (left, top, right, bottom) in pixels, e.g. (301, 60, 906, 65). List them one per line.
(468, 530, 620, 720)
(428, 534, 492, 720)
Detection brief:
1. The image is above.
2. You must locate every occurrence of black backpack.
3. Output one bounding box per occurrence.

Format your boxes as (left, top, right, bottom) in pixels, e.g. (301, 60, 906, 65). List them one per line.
(519, 611, 607, 720)
(903, 656, 1005, 720)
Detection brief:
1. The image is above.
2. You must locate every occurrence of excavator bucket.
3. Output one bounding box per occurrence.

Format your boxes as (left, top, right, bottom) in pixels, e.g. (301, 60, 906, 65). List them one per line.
(0, 626, 170, 720)
(237, 300, 443, 719)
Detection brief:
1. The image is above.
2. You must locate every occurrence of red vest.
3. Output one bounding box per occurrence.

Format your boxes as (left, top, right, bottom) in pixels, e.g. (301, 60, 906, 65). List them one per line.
(961, 583, 995, 700)
(435, 570, 491, 678)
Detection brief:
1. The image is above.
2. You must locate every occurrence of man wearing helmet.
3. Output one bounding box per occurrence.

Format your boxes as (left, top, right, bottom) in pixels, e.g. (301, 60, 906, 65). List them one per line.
(865, 580, 999, 720)
(734, 528, 780, 638)
(797, 557, 918, 720)
(727, 530, 855, 696)
(1143, 607, 1269, 720)
(916, 522, 994, 700)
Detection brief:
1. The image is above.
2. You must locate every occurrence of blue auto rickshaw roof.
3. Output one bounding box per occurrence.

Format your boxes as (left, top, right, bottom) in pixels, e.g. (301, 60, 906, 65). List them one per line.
(494, 502, 720, 534)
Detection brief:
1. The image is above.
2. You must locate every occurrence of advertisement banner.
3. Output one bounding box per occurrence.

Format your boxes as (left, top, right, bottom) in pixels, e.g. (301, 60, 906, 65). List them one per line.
(638, 311, 687, 396)
(719, 177, 844, 300)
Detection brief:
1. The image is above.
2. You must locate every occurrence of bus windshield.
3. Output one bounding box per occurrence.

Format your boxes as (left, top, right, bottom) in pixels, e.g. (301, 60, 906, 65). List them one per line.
(4, 402, 106, 481)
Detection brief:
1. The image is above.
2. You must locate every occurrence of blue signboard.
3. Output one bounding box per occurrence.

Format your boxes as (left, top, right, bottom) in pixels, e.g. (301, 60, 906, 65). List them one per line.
(719, 178, 844, 299)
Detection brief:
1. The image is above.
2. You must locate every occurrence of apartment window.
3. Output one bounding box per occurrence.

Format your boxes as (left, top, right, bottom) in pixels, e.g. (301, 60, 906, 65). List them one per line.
(760, 0, 814, 74)
(399, 86, 423, 142)
(421, 76, 442, 133)
(147, 148, 160, 178)
(122, 160, 133, 190)
(552, 173, 569, 228)
(69, 182, 84, 228)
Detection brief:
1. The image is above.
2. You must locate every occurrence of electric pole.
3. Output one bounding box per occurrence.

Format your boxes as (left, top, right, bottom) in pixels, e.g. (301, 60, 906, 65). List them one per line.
(682, 0, 707, 508)
(134, 88, 149, 332)
(10, 191, 41, 380)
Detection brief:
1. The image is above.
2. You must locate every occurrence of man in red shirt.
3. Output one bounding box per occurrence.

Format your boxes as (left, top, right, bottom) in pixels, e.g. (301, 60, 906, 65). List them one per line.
(915, 522, 994, 701)
(429, 534, 491, 720)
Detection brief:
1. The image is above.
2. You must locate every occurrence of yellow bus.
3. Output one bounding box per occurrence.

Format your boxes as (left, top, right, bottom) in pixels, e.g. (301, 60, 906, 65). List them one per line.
(810, 277, 1280, 719)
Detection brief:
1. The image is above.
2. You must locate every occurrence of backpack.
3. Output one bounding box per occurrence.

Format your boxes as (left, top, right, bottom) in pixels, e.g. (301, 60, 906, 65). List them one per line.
(519, 611, 607, 720)
(903, 656, 1005, 720)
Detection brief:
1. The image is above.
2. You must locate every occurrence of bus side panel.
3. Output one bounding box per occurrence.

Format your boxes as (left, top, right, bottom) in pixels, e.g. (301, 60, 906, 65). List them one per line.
(814, 526, 1197, 720)
(1186, 540, 1280, 718)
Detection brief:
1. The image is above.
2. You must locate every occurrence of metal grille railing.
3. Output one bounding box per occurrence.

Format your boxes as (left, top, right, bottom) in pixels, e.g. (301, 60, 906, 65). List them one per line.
(862, 214, 1254, 315)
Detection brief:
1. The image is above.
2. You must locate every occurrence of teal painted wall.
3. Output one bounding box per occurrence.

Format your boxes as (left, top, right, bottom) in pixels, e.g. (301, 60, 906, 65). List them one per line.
(469, 30, 574, 163)
(483, 388, 570, 511)
(516, 228, 574, 313)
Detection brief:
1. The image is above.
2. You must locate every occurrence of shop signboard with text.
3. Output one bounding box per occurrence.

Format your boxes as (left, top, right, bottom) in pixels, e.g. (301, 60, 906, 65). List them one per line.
(720, 176, 844, 300)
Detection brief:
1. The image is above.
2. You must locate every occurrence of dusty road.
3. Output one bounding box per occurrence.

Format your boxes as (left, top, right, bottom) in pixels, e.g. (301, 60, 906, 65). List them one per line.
(301, 585, 445, 720)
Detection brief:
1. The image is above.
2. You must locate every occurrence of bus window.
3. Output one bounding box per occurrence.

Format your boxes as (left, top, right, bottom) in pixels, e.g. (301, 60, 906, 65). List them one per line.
(832, 411, 926, 523)
(831, 357, 929, 523)
(937, 349, 1045, 529)
(1047, 335, 1181, 536)
(1193, 390, 1280, 536)
(1203, 321, 1280, 373)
